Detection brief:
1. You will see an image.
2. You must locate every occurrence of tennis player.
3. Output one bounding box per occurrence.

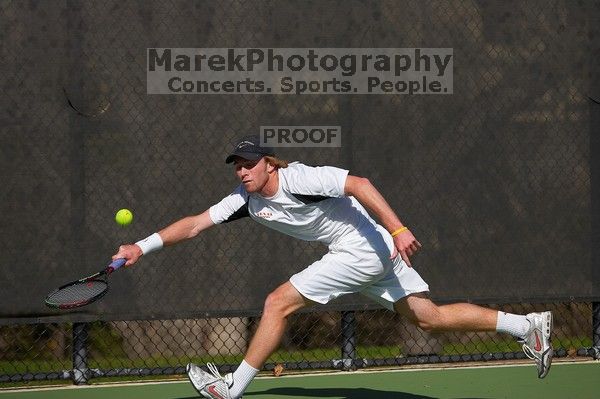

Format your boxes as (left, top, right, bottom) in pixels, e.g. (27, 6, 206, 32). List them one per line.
(113, 135, 553, 399)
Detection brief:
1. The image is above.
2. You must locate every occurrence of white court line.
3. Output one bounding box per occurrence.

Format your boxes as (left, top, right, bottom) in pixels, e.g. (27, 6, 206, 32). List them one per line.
(0, 359, 597, 394)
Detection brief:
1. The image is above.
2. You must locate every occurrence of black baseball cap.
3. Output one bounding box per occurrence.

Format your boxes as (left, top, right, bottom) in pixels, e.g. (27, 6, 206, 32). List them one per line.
(225, 135, 275, 164)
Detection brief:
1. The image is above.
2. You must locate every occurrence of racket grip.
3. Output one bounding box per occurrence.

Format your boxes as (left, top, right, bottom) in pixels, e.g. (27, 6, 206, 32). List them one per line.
(108, 258, 126, 272)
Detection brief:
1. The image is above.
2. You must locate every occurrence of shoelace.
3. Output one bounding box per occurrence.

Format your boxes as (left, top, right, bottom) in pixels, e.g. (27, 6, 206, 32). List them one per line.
(207, 362, 225, 380)
(522, 344, 536, 360)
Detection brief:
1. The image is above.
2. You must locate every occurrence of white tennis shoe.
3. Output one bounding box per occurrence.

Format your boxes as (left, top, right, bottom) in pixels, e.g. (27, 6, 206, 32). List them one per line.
(187, 362, 234, 399)
(520, 311, 553, 378)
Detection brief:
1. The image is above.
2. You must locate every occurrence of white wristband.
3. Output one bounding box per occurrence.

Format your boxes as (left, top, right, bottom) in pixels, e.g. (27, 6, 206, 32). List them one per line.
(135, 233, 163, 255)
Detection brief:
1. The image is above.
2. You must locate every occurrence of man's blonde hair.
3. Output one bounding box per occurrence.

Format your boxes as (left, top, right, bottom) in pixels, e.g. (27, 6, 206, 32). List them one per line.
(264, 156, 289, 169)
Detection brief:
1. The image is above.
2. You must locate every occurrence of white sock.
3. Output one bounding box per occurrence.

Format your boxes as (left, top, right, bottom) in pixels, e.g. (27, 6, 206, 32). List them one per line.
(229, 360, 259, 399)
(496, 311, 531, 339)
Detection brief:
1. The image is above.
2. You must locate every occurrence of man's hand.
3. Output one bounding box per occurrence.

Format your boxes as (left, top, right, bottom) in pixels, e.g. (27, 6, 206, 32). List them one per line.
(112, 244, 143, 267)
(393, 230, 421, 267)
(343, 175, 422, 266)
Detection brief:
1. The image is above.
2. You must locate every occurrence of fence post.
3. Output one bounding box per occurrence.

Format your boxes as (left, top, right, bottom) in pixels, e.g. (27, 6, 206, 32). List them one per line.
(593, 89, 600, 357)
(593, 303, 600, 360)
(67, 2, 89, 383)
(590, 42, 600, 359)
(72, 322, 89, 384)
(341, 310, 357, 370)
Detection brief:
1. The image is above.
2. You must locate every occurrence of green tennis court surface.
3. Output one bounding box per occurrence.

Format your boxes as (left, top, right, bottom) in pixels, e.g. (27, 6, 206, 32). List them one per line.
(1, 362, 598, 399)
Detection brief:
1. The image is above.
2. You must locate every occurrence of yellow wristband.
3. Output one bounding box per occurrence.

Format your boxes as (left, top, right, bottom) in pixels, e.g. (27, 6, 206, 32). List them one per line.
(391, 226, 409, 237)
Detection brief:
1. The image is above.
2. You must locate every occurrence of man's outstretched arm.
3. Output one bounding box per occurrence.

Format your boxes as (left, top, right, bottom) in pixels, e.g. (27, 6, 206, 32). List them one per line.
(344, 175, 421, 266)
(112, 210, 215, 266)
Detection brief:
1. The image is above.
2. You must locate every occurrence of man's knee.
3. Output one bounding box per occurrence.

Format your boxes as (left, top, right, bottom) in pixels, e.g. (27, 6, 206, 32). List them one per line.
(395, 294, 444, 332)
(263, 290, 286, 315)
(414, 316, 441, 332)
(263, 283, 306, 318)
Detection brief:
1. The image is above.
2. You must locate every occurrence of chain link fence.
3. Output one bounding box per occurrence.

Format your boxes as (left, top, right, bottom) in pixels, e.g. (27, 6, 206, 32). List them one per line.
(0, 303, 596, 383)
(1, 0, 599, 385)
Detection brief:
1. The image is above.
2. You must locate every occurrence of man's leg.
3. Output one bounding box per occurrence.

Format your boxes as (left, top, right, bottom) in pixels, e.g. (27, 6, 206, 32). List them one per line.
(188, 281, 311, 399)
(244, 281, 312, 368)
(394, 293, 553, 378)
(393, 293, 499, 332)
(230, 281, 311, 398)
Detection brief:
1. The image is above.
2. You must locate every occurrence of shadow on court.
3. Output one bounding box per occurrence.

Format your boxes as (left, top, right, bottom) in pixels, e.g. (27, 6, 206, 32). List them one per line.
(243, 387, 439, 398)
(244, 388, 489, 399)
(175, 388, 436, 399)
(178, 387, 490, 399)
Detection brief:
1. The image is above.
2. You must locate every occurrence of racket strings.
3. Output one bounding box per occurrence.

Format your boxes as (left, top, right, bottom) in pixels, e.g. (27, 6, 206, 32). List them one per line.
(46, 280, 107, 306)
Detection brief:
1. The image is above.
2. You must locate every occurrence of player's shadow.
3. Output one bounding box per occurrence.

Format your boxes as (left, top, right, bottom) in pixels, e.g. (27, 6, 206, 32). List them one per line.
(178, 388, 488, 399)
(243, 387, 437, 398)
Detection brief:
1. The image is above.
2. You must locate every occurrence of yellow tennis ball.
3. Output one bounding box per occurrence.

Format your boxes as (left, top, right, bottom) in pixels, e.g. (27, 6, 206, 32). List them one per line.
(115, 209, 133, 226)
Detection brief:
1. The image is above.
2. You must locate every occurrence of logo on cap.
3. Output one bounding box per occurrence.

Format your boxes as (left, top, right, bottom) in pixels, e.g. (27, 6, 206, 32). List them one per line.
(237, 141, 255, 149)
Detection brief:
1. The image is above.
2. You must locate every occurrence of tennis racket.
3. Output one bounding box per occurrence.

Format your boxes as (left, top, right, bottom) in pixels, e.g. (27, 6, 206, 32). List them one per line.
(45, 258, 126, 309)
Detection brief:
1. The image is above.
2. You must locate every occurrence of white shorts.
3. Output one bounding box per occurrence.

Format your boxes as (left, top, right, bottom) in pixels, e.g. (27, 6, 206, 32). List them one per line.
(289, 226, 429, 311)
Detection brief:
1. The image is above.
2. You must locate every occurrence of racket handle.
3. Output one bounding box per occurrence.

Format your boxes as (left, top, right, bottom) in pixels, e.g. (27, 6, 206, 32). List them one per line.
(107, 258, 126, 272)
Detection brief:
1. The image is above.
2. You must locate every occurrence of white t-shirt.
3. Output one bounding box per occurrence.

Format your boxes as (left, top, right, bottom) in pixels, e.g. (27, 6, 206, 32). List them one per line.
(209, 162, 382, 246)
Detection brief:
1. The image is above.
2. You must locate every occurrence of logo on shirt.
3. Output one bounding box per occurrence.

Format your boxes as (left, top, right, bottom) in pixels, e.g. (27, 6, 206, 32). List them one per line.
(256, 210, 273, 219)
